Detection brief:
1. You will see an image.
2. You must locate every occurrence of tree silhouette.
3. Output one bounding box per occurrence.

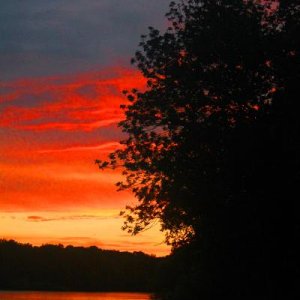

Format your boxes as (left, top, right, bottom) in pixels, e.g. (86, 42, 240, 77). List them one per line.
(0, 239, 161, 292)
(97, 1, 298, 296)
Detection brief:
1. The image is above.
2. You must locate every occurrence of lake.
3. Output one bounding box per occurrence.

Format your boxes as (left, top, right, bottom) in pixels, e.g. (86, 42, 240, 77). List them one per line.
(0, 292, 152, 300)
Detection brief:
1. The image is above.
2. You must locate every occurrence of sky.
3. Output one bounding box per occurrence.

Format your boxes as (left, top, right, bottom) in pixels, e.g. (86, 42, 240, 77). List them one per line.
(0, 0, 171, 256)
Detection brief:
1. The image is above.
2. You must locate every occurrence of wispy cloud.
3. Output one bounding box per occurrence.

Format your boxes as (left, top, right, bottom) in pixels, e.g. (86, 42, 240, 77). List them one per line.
(27, 214, 119, 222)
(37, 141, 121, 154)
(0, 67, 146, 131)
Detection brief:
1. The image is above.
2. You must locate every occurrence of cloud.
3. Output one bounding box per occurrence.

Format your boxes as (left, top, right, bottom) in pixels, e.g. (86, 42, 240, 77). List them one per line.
(27, 214, 119, 222)
(37, 141, 121, 153)
(0, 67, 146, 131)
(0, 68, 142, 213)
(0, 160, 133, 211)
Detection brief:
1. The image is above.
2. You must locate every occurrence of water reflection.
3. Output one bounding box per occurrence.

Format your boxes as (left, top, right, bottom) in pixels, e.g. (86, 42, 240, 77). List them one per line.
(0, 292, 151, 300)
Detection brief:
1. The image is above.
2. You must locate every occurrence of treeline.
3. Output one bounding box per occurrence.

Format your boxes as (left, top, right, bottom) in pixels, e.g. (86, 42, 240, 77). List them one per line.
(0, 239, 168, 292)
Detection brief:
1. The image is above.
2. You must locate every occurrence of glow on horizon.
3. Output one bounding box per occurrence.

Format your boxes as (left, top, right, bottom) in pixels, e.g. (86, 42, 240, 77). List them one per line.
(0, 211, 170, 256)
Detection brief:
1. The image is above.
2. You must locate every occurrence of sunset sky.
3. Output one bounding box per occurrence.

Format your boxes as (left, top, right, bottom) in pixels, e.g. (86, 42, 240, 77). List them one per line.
(0, 0, 171, 256)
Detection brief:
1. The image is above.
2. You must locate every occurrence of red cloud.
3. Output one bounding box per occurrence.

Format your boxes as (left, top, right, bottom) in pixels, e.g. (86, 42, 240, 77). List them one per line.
(37, 142, 122, 154)
(0, 67, 146, 131)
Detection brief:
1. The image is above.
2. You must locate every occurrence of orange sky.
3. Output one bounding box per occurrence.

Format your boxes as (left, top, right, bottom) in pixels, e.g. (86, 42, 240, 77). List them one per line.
(0, 67, 171, 256)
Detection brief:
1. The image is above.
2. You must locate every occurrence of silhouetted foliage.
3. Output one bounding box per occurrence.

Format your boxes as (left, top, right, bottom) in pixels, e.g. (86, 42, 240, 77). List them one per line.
(0, 239, 163, 292)
(97, 0, 298, 298)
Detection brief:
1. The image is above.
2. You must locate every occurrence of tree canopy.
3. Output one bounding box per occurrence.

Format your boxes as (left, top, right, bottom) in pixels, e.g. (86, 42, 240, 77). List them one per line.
(97, 0, 298, 250)
(95, 1, 299, 297)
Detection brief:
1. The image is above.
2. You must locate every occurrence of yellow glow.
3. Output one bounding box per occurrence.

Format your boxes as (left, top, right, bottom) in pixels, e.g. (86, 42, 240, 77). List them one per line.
(0, 211, 170, 256)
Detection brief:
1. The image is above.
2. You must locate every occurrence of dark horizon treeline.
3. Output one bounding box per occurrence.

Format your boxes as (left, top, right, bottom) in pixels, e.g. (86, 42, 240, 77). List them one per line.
(0, 239, 169, 292)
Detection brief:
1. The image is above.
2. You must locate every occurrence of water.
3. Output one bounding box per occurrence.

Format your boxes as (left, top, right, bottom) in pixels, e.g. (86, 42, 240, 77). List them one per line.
(0, 291, 152, 300)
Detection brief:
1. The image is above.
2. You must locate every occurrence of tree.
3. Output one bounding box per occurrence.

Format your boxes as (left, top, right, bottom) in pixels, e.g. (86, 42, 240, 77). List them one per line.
(97, 0, 298, 297)
(98, 0, 298, 248)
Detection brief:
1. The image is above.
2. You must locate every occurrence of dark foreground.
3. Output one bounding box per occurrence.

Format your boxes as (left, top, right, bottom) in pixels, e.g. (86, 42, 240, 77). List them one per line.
(0, 240, 163, 292)
(0, 239, 293, 299)
(0, 291, 151, 300)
